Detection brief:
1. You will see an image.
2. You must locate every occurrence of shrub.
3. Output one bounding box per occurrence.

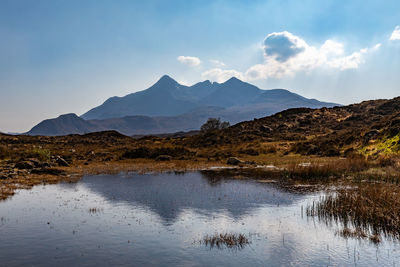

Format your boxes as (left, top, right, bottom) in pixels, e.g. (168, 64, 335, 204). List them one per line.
(28, 148, 51, 161)
(238, 148, 259, 156)
(200, 118, 230, 133)
(122, 147, 151, 159)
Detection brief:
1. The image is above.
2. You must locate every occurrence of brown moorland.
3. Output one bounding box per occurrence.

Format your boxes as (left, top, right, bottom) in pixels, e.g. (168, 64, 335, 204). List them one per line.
(1, 97, 400, 241)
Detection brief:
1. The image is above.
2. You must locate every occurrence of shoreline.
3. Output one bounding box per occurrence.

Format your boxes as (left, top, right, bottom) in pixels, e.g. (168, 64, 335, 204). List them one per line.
(2, 156, 400, 243)
(0, 159, 228, 201)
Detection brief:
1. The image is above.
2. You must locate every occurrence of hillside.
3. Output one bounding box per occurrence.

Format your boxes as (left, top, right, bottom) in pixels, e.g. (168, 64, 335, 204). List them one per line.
(186, 96, 400, 157)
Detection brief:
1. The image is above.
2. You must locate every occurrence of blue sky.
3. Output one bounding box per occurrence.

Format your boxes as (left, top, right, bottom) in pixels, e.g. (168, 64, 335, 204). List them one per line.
(0, 0, 399, 132)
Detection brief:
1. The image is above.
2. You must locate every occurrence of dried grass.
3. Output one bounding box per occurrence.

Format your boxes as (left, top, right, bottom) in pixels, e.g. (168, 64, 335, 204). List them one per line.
(201, 233, 250, 249)
(307, 183, 400, 242)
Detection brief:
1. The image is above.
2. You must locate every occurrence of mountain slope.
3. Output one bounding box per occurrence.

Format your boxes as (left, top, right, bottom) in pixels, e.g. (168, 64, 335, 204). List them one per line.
(28, 75, 340, 136)
(28, 114, 102, 136)
(81, 76, 197, 119)
(81, 75, 338, 120)
(27, 109, 224, 136)
(199, 77, 262, 107)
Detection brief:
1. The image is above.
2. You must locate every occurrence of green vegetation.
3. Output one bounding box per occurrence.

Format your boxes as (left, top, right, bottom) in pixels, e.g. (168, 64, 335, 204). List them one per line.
(377, 134, 400, 153)
(29, 148, 51, 161)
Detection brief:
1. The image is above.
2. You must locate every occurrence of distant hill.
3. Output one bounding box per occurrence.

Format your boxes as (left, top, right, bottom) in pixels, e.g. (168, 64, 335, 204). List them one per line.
(28, 75, 339, 136)
(28, 109, 224, 136)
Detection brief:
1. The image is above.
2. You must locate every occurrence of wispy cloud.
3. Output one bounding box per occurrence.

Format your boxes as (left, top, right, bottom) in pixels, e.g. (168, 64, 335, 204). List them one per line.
(177, 56, 201, 67)
(202, 31, 381, 82)
(201, 68, 244, 83)
(209, 59, 226, 67)
(390, 26, 400, 40)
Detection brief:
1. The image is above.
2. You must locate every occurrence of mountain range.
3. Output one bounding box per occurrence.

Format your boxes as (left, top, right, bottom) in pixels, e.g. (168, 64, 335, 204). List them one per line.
(28, 75, 339, 136)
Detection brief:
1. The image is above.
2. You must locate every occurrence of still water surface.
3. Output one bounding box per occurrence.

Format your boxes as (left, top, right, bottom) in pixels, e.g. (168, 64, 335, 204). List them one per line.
(0, 172, 399, 266)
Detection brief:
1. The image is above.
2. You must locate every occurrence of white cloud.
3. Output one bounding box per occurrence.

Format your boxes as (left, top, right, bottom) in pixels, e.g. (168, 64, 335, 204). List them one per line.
(177, 56, 201, 67)
(209, 59, 226, 67)
(320, 40, 344, 56)
(390, 26, 400, 41)
(201, 68, 244, 83)
(201, 31, 381, 82)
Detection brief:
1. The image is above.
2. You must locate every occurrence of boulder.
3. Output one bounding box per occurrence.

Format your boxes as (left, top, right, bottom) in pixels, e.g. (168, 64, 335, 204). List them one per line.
(15, 161, 35, 169)
(27, 158, 41, 168)
(259, 125, 272, 133)
(226, 157, 242, 165)
(31, 168, 65, 175)
(55, 156, 69, 167)
(363, 129, 379, 143)
(155, 155, 172, 161)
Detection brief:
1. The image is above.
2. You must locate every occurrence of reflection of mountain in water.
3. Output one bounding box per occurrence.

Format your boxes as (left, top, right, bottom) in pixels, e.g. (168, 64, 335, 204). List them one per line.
(81, 172, 304, 223)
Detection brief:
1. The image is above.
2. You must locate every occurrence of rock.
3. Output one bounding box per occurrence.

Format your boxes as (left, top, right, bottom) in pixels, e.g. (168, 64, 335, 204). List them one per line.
(0, 175, 8, 180)
(325, 148, 340, 157)
(55, 156, 69, 167)
(306, 144, 320, 155)
(259, 125, 272, 133)
(363, 129, 379, 143)
(155, 155, 172, 161)
(15, 161, 35, 169)
(31, 168, 65, 175)
(239, 148, 259, 156)
(41, 162, 51, 168)
(226, 157, 242, 165)
(27, 158, 41, 168)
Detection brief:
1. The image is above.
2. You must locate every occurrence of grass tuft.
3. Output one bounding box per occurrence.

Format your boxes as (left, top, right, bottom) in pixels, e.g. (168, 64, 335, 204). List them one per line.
(201, 233, 250, 250)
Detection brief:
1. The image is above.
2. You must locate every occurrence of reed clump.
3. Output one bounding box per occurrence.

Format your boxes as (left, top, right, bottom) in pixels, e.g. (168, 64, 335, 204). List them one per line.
(201, 233, 250, 249)
(88, 207, 103, 213)
(307, 183, 400, 242)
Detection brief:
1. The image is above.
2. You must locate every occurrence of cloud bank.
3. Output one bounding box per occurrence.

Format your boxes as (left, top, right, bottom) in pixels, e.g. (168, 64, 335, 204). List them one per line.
(390, 26, 400, 40)
(177, 56, 201, 67)
(201, 31, 381, 82)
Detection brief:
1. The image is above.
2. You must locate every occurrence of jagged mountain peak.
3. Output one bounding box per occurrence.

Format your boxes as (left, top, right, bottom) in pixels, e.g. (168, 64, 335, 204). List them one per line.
(224, 76, 242, 84)
(77, 74, 338, 125)
(152, 75, 179, 87)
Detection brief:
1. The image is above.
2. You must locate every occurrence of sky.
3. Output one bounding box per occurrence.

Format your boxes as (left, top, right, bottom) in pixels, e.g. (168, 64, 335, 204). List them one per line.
(0, 0, 399, 133)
